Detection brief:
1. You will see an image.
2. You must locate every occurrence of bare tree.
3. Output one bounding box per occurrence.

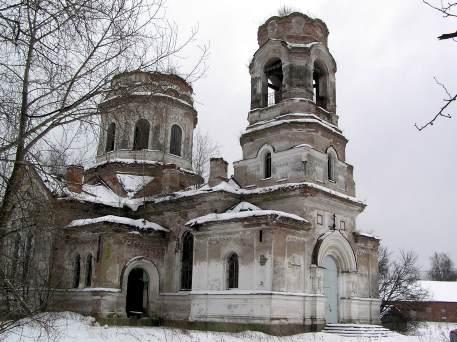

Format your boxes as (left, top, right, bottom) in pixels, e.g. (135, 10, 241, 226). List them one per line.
(429, 252, 457, 281)
(416, 1, 457, 130)
(0, 166, 58, 336)
(379, 247, 428, 315)
(0, 0, 207, 334)
(423, 0, 457, 40)
(192, 129, 220, 182)
(0, 0, 208, 227)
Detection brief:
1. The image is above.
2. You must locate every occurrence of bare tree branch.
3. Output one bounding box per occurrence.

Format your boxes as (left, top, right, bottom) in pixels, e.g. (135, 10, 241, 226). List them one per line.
(415, 77, 455, 130)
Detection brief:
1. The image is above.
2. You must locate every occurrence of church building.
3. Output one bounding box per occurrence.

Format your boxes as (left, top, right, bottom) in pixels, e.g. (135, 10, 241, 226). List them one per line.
(6, 12, 380, 334)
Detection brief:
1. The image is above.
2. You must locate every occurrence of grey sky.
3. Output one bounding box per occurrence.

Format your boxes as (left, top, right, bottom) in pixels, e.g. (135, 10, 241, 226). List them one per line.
(164, 0, 457, 269)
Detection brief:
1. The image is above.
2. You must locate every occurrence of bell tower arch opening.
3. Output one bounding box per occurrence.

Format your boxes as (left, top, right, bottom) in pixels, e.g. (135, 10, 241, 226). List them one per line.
(313, 60, 329, 110)
(264, 59, 283, 107)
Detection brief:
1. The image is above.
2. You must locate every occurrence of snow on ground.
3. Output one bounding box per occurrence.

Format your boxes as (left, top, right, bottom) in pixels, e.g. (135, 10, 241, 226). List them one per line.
(418, 280, 457, 302)
(2, 313, 457, 342)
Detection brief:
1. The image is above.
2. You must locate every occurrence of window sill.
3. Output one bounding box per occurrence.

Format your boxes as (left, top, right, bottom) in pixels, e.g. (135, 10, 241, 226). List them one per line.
(169, 153, 184, 159)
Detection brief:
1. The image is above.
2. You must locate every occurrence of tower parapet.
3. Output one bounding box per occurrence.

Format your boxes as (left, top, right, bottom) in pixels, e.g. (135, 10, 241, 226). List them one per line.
(257, 12, 329, 46)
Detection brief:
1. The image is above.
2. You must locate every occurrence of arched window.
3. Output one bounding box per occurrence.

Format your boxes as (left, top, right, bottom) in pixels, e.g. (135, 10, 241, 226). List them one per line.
(133, 119, 150, 150)
(180, 231, 193, 290)
(170, 124, 182, 156)
(264, 59, 283, 106)
(327, 150, 337, 182)
(227, 253, 239, 289)
(264, 152, 272, 179)
(313, 61, 328, 109)
(105, 123, 116, 152)
(73, 255, 81, 288)
(85, 254, 93, 287)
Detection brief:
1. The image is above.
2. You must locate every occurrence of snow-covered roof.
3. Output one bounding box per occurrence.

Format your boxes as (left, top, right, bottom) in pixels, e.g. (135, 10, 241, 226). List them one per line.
(186, 209, 309, 227)
(226, 201, 260, 213)
(418, 281, 457, 302)
(62, 179, 364, 211)
(354, 231, 381, 240)
(66, 215, 168, 232)
(245, 113, 343, 137)
(243, 181, 365, 206)
(116, 174, 154, 197)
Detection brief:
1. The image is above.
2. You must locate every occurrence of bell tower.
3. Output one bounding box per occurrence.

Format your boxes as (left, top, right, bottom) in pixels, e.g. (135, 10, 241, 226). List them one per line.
(234, 13, 355, 197)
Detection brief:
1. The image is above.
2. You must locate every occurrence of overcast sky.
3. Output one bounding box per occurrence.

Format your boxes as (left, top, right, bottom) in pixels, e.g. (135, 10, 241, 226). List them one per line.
(163, 0, 457, 269)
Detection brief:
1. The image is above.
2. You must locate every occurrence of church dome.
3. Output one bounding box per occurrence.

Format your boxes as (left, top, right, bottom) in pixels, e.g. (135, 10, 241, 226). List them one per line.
(95, 71, 198, 171)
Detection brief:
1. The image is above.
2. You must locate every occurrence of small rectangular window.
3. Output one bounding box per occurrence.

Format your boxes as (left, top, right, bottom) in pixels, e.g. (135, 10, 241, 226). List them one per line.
(317, 214, 323, 225)
(259, 230, 263, 242)
(340, 220, 346, 230)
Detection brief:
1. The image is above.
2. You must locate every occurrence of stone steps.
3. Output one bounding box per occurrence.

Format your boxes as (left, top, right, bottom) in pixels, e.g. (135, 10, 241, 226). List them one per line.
(322, 323, 393, 338)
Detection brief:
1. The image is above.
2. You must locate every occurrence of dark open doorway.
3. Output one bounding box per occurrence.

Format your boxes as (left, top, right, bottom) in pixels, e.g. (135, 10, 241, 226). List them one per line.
(126, 268, 149, 318)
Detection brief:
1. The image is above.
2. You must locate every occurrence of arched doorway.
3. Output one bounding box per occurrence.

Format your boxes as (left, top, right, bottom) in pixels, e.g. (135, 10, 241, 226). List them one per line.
(126, 268, 149, 317)
(323, 255, 338, 323)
